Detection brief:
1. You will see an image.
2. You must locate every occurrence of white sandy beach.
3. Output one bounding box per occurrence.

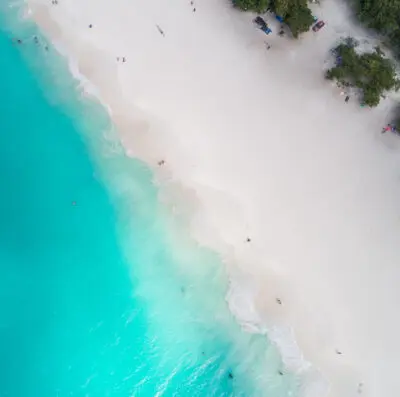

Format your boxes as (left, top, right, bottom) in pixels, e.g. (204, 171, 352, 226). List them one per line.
(25, 0, 400, 396)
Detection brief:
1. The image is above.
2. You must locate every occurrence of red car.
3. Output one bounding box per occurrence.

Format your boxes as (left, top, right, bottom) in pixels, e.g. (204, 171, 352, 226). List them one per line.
(312, 20, 325, 32)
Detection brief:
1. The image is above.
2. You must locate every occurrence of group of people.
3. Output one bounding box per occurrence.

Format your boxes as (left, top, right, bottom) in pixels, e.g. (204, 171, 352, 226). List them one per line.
(382, 124, 398, 134)
(12, 36, 49, 51)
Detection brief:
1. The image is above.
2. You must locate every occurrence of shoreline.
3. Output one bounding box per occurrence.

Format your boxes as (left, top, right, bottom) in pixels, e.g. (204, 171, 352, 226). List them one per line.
(25, 0, 400, 396)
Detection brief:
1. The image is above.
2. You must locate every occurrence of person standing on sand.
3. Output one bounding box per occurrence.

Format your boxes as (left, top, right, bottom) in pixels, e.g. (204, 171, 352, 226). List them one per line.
(156, 25, 165, 36)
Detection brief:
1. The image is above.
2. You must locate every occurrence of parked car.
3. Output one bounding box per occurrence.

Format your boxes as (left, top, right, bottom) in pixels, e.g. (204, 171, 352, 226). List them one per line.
(312, 20, 325, 32)
(261, 25, 272, 35)
(253, 16, 267, 29)
(253, 17, 272, 34)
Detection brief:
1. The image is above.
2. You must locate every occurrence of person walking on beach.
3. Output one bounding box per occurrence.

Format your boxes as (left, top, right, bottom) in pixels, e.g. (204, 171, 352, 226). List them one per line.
(156, 25, 165, 36)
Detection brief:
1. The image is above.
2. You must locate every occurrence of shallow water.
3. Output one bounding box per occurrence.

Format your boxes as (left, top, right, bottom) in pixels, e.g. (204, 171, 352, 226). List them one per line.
(0, 6, 299, 397)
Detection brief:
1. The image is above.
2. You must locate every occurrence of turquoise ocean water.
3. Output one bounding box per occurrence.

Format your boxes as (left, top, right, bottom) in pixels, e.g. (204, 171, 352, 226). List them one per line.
(0, 5, 299, 397)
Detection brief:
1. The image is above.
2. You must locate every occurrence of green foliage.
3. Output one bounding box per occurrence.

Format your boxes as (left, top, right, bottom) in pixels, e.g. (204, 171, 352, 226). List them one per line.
(326, 41, 399, 107)
(284, 3, 315, 37)
(352, 0, 400, 123)
(233, 0, 270, 12)
(272, 0, 290, 16)
(354, 0, 400, 54)
(234, 0, 314, 37)
(270, 0, 315, 36)
(357, 0, 400, 33)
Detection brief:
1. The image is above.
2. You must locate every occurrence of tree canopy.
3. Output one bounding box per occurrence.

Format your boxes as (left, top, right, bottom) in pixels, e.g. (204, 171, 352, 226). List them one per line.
(233, 0, 314, 37)
(326, 40, 399, 107)
(351, 0, 400, 125)
(354, 0, 400, 54)
(282, 1, 315, 38)
(233, 0, 270, 12)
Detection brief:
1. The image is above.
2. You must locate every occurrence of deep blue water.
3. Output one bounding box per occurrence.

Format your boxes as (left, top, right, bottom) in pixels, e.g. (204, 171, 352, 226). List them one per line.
(0, 8, 298, 397)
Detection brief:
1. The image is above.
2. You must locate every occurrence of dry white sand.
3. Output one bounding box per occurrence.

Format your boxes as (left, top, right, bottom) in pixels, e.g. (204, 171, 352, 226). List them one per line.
(25, 0, 400, 396)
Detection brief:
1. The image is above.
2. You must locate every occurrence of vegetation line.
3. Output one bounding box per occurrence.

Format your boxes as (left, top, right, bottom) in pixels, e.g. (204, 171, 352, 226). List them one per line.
(233, 0, 315, 37)
(326, 38, 399, 107)
(234, 0, 400, 118)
